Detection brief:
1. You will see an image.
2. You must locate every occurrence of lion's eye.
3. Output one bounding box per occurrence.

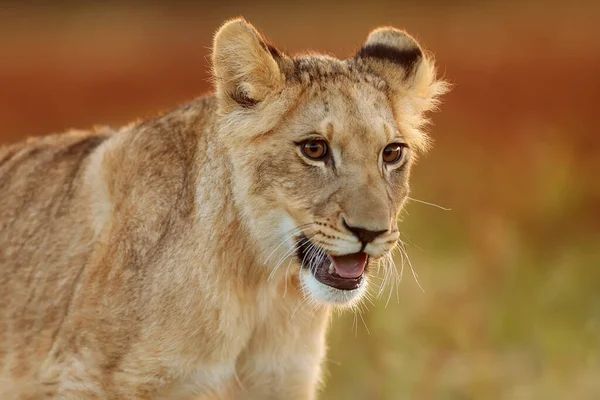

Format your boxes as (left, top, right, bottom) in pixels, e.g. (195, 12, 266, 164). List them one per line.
(300, 140, 329, 161)
(382, 143, 407, 164)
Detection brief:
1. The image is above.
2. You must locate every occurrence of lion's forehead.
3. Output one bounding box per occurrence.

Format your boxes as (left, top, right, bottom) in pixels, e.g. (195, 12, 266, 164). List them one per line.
(292, 82, 397, 153)
(284, 56, 389, 91)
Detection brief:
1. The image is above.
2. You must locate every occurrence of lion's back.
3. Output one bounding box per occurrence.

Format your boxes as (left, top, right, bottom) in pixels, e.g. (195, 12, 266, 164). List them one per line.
(0, 130, 110, 253)
(0, 129, 110, 379)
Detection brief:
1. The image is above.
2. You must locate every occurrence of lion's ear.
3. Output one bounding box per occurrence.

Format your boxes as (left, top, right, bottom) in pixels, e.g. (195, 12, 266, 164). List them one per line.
(356, 27, 424, 80)
(355, 27, 449, 152)
(212, 18, 284, 110)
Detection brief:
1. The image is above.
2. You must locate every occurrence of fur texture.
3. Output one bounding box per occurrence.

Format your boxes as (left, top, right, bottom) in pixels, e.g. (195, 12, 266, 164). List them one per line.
(0, 18, 447, 399)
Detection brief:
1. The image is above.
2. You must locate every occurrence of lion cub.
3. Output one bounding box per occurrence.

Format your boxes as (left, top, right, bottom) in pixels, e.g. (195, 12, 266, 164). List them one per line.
(0, 18, 447, 399)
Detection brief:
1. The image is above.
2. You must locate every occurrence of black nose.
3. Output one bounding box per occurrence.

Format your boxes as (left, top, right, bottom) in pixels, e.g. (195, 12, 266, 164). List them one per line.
(342, 219, 387, 245)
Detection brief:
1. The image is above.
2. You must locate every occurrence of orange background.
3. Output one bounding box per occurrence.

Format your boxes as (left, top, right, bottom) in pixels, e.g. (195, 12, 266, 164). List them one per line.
(1, 1, 599, 398)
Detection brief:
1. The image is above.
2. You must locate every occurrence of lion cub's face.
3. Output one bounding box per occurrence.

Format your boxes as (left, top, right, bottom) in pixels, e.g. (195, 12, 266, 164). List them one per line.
(212, 19, 447, 306)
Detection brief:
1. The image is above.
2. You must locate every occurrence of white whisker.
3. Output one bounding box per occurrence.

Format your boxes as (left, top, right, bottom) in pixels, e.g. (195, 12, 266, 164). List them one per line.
(406, 196, 451, 211)
(384, 253, 395, 308)
(398, 240, 425, 292)
(308, 302, 323, 324)
(269, 237, 309, 281)
(376, 258, 388, 299)
(263, 225, 313, 266)
(362, 289, 375, 308)
(358, 306, 371, 336)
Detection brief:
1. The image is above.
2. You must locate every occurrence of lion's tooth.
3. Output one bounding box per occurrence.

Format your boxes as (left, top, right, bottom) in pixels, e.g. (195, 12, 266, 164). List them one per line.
(328, 264, 334, 274)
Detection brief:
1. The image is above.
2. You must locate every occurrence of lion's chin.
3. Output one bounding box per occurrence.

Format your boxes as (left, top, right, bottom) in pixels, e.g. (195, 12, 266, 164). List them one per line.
(299, 268, 368, 307)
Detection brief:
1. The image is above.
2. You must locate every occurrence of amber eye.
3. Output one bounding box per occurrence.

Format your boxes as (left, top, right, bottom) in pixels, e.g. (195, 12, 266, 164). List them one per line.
(300, 140, 329, 160)
(382, 143, 407, 164)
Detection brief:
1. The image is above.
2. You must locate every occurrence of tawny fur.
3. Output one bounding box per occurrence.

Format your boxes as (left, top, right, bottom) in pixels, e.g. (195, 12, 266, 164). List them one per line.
(0, 18, 447, 399)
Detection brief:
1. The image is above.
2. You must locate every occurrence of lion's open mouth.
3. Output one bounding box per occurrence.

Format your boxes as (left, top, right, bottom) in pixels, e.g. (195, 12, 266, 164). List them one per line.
(297, 235, 369, 291)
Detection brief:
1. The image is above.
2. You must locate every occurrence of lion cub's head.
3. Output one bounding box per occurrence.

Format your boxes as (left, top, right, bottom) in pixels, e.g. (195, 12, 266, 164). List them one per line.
(212, 18, 448, 306)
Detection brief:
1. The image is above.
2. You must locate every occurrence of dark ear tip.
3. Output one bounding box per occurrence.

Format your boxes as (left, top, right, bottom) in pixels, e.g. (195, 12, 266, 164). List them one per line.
(356, 44, 422, 70)
(356, 27, 424, 71)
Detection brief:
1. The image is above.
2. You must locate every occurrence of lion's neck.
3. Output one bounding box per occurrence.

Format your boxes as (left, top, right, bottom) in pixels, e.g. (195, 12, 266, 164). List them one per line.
(191, 119, 267, 291)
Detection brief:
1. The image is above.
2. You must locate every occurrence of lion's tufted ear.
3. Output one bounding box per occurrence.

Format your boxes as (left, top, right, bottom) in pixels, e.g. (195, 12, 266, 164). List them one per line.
(212, 18, 284, 111)
(355, 27, 450, 152)
(357, 27, 425, 79)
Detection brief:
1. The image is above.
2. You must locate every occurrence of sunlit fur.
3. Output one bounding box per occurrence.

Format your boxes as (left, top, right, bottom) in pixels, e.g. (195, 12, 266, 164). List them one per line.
(0, 18, 447, 399)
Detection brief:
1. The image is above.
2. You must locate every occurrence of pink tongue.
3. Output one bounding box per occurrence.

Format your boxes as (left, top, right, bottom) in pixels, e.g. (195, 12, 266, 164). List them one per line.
(330, 253, 368, 279)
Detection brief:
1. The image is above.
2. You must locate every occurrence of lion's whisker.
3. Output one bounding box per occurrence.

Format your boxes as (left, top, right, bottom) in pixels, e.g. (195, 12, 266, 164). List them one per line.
(398, 240, 424, 292)
(358, 305, 370, 336)
(406, 196, 451, 211)
(269, 237, 310, 281)
(384, 253, 396, 308)
(263, 225, 314, 266)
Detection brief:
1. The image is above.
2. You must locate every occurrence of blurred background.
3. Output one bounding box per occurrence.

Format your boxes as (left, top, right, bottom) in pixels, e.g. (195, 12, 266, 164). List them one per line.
(1, 1, 599, 398)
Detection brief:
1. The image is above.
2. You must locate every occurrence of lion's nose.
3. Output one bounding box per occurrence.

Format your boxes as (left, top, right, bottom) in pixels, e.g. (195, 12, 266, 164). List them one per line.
(342, 218, 387, 245)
